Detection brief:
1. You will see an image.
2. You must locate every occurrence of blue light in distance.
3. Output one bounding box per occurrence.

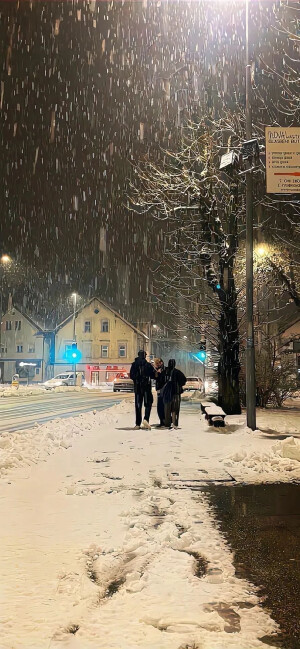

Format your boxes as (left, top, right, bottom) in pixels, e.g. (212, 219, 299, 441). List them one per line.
(65, 347, 82, 363)
(192, 351, 206, 363)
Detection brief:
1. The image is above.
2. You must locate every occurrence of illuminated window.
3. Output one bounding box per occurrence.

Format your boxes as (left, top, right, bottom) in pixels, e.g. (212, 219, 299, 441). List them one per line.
(118, 343, 127, 358)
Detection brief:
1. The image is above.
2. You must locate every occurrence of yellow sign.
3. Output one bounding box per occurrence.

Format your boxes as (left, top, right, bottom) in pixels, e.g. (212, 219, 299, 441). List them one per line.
(265, 127, 300, 194)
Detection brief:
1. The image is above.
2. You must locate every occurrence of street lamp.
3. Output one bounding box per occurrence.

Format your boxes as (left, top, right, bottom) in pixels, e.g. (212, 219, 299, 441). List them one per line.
(1, 255, 11, 265)
(245, 0, 256, 430)
(71, 292, 77, 341)
(148, 321, 158, 357)
(71, 293, 77, 382)
(0, 255, 12, 369)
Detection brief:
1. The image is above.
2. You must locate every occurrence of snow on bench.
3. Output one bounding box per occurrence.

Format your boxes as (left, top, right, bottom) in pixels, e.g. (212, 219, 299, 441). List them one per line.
(203, 405, 226, 427)
(200, 401, 213, 413)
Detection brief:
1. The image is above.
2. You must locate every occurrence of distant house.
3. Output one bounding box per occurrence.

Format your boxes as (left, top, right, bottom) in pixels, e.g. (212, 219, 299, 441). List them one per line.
(0, 305, 51, 383)
(54, 297, 148, 384)
(279, 314, 300, 385)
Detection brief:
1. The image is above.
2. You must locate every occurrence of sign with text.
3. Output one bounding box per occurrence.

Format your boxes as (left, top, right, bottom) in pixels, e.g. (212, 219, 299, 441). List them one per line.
(265, 127, 300, 194)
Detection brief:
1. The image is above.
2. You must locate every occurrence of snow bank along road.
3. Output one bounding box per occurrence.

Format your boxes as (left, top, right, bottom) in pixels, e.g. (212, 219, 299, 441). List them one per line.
(0, 390, 131, 433)
(1, 400, 300, 648)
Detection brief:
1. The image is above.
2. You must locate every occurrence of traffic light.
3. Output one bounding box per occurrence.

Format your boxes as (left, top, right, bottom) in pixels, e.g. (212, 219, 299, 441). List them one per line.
(194, 340, 206, 363)
(65, 342, 82, 363)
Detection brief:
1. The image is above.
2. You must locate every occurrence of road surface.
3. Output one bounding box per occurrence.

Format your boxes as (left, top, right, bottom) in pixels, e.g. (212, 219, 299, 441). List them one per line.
(0, 390, 132, 433)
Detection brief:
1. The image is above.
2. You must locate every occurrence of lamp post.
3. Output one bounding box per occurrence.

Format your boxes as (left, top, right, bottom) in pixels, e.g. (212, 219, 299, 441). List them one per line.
(0, 256, 12, 376)
(245, 0, 256, 430)
(72, 293, 77, 382)
(147, 321, 157, 358)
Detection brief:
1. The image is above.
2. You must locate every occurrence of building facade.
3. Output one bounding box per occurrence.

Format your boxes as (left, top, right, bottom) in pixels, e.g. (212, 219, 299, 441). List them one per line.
(0, 298, 148, 385)
(0, 306, 50, 383)
(54, 297, 148, 384)
(280, 317, 300, 385)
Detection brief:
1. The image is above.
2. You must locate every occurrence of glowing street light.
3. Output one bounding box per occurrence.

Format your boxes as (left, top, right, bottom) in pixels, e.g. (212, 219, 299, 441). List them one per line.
(1, 255, 12, 265)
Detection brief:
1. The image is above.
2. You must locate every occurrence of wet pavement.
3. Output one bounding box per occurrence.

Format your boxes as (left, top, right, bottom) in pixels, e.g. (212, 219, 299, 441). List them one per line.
(205, 483, 300, 649)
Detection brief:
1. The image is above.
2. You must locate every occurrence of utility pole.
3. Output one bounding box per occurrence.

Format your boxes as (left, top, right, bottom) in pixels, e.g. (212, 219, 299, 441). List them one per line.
(0, 255, 12, 382)
(72, 293, 77, 383)
(0, 278, 2, 362)
(245, 0, 256, 430)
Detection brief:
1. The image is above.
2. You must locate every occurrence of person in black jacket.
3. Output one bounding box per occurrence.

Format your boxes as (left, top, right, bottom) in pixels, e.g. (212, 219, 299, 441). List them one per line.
(154, 358, 166, 427)
(163, 359, 186, 429)
(129, 350, 156, 430)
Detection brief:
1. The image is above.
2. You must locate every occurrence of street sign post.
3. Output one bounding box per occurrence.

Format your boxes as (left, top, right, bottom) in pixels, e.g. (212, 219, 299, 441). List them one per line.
(265, 127, 300, 194)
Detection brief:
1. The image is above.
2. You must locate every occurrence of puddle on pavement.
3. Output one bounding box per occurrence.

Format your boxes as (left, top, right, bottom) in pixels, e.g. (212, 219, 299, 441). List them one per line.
(204, 483, 300, 649)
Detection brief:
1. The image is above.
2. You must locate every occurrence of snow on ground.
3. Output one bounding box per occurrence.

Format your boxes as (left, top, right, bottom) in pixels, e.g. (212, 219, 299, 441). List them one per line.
(0, 384, 83, 398)
(85, 381, 114, 392)
(0, 400, 299, 648)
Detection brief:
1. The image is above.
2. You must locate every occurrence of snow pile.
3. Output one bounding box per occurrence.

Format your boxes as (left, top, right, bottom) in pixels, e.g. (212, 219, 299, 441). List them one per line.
(0, 384, 84, 398)
(181, 389, 202, 401)
(224, 434, 300, 482)
(277, 436, 300, 462)
(85, 381, 114, 391)
(0, 420, 82, 477)
(0, 401, 129, 479)
(49, 385, 82, 394)
(0, 385, 46, 398)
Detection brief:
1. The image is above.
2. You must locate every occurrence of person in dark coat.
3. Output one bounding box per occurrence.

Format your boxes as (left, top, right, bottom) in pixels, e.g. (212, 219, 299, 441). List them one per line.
(129, 350, 156, 430)
(154, 358, 166, 427)
(163, 359, 186, 429)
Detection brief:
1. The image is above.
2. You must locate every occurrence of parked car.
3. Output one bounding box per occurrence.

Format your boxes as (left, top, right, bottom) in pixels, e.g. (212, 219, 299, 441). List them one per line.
(43, 372, 83, 389)
(183, 377, 203, 392)
(113, 372, 134, 392)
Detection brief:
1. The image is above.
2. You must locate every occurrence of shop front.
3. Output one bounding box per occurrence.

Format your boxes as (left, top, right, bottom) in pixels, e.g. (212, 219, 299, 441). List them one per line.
(15, 359, 43, 383)
(86, 364, 130, 386)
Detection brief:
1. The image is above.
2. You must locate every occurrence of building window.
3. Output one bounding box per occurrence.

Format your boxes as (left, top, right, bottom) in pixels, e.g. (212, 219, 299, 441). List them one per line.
(5, 321, 12, 331)
(101, 345, 109, 358)
(15, 320, 21, 331)
(0, 344, 7, 354)
(84, 321, 91, 333)
(101, 320, 109, 333)
(82, 342, 92, 358)
(28, 343, 35, 353)
(16, 345, 23, 353)
(118, 343, 127, 358)
(35, 368, 40, 375)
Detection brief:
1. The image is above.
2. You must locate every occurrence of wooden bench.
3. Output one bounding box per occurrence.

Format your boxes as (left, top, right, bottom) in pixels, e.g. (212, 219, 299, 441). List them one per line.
(203, 405, 226, 427)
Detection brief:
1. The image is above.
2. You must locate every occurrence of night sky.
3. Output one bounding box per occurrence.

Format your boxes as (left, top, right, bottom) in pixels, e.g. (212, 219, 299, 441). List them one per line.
(0, 0, 291, 326)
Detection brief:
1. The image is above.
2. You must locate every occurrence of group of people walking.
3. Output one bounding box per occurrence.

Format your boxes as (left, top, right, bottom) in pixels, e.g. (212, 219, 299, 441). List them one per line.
(129, 350, 186, 430)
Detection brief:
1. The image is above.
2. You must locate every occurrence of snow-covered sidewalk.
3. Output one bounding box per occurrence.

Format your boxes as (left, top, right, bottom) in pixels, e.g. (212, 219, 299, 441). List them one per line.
(0, 400, 299, 649)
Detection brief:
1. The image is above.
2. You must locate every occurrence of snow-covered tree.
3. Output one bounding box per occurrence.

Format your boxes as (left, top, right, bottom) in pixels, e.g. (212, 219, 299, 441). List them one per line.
(131, 114, 248, 414)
